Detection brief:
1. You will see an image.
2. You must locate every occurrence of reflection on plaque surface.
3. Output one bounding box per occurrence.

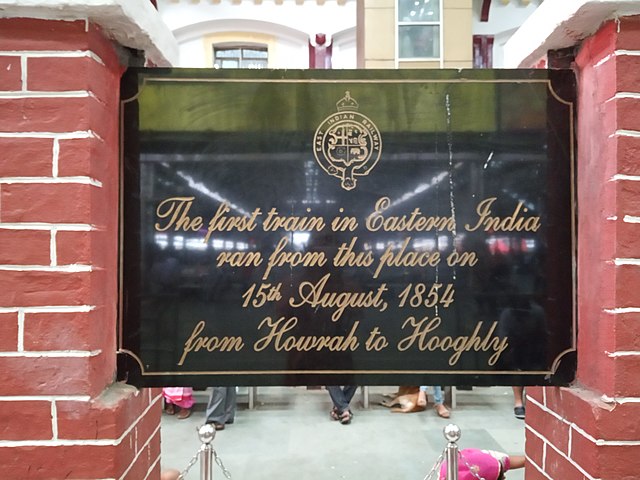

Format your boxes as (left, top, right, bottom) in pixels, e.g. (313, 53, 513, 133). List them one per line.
(119, 69, 576, 387)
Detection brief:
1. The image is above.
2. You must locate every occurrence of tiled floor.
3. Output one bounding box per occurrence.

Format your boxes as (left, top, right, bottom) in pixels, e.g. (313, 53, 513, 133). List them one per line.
(160, 386, 526, 480)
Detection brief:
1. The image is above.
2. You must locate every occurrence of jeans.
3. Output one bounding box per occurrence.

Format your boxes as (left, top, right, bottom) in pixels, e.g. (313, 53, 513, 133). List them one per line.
(420, 386, 444, 405)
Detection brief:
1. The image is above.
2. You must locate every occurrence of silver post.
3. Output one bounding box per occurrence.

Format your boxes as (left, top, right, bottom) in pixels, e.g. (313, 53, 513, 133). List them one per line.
(443, 423, 462, 480)
(198, 424, 216, 480)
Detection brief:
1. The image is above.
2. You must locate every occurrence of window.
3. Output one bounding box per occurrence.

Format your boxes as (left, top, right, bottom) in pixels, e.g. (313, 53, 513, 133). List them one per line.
(213, 46, 268, 69)
(397, 0, 441, 59)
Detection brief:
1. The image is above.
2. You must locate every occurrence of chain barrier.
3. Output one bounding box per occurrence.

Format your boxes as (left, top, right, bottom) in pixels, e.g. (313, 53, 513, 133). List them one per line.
(175, 424, 233, 480)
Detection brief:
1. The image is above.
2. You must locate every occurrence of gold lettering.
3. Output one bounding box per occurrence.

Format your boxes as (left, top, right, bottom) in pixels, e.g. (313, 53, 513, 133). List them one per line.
(178, 320, 244, 366)
(155, 197, 203, 232)
(366, 196, 456, 232)
(253, 316, 360, 352)
(373, 237, 440, 279)
(465, 198, 541, 233)
(262, 237, 327, 280)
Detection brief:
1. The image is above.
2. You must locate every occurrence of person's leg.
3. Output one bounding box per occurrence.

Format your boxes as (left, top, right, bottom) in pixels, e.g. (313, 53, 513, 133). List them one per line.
(342, 385, 358, 405)
(327, 386, 348, 412)
(432, 386, 450, 418)
(205, 387, 228, 429)
(418, 386, 428, 407)
(512, 386, 525, 419)
(222, 386, 237, 424)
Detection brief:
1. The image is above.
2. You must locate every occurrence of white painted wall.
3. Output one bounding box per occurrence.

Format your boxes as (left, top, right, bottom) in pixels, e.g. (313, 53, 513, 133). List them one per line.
(157, 0, 357, 68)
(471, 0, 543, 67)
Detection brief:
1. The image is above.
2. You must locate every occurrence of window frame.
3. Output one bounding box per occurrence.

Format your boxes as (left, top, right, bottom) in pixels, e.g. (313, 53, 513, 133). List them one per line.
(396, 0, 443, 62)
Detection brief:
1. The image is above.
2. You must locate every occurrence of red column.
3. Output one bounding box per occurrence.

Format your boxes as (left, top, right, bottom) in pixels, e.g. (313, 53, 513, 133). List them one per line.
(525, 17, 640, 480)
(0, 18, 161, 479)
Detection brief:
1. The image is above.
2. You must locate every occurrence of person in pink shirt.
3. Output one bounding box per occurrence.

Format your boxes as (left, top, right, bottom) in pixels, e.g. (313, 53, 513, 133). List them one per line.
(162, 387, 194, 419)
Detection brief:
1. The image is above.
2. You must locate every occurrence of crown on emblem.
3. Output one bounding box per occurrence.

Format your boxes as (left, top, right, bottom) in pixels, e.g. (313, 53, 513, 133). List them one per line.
(336, 91, 359, 112)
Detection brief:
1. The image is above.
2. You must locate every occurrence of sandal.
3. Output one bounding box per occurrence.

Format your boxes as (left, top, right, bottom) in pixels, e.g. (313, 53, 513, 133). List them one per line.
(339, 410, 353, 425)
(434, 404, 450, 419)
(177, 407, 192, 420)
(330, 407, 340, 421)
(164, 403, 176, 415)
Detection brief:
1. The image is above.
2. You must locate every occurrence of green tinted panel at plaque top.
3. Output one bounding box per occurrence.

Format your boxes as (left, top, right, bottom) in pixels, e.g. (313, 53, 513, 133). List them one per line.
(119, 68, 576, 388)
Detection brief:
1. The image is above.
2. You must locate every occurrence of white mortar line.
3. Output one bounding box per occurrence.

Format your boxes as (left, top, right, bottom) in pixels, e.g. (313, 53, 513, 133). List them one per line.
(20, 55, 27, 91)
(0, 305, 94, 314)
(607, 215, 617, 221)
(526, 453, 553, 480)
(525, 425, 600, 480)
(606, 350, 640, 357)
(604, 307, 640, 314)
(614, 129, 640, 138)
(0, 223, 93, 231)
(614, 258, 640, 266)
(0, 176, 102, 187)
(0, 350, 101, 358)
(0, 265, 92, 272)
(616, 49, 640, 56)
(0, 50, 105, 66)
(573, 422, 640, 446)
(119, 424, 162, 480)
(624, 215, 640, 224)
(611, 174, 640, 181)
(0, 395, 91, 402)
(50, 228, 58, 267)
(568, 424, 572, 457)
(601, 394, 640, 404)
(17, 310, 24, 352)
(51, 400, 58, 440)
(52, 138, 60, 177)
(0, 131, 95, 139)
(612, 92, 640, 100)
(0, 91, 91, 99)
(145, 456, 162, 480)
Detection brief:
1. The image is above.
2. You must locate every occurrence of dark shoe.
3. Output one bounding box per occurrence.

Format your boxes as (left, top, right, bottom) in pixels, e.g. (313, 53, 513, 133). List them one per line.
(164, 403, 176, 415)
(514, 406, 525, 420)
(176, 407, 192, 420)
(339, 410, 353, 425)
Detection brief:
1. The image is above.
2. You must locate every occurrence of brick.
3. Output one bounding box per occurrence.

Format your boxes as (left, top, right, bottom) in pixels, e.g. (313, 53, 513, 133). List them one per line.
(544, 446, 584, 480)
(0, 56, 21, 91)
(24, 310, 98, 351)
(0, 311, 18, 351)
(611, 355, 640, 397)
(57, 384, 155, 441)
(57, 137, 113, 179)
(527, 400, 570, 455)
(55, 230, 94, 265)
(0, 356, 108, 396)
(1, 183, 95, 224)
(0, 229, 50, 265)
(576, 20, 616, 71)
(27, 56, 120, 107)
(612, 311, 640, 351)
(0, 138, 53, 177)
(571, 429, 640, 480)
(0, 444, 118, 478)
(617, 179, 640, 217)
(526, 386, 544, 405)
(617, 16, 640, 50)
(614, 263, 640, 308)
(0, 20, 120, 71)
(616, 135, 640, 176)
(616, 55, 640, 97)
(0, 400, 52, 440)
(0, 97, 107, 135)
(525, 426, 544, 468)
(613, 97, 640, 132)
(0, 271, 91, 307)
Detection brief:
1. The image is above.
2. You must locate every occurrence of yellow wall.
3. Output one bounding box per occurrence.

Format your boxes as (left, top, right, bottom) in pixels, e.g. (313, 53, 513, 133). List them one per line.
(362, 0, 473, 69)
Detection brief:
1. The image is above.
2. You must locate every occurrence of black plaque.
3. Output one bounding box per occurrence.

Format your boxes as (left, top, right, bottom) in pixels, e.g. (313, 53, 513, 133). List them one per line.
(119, 69, 576, 387)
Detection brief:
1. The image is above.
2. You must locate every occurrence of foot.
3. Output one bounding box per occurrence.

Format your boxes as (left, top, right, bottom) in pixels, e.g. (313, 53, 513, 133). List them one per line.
(339, 410, 353, 425)
(176, 407, 192, 420)
(164, 403, 176, 415)
(330, 407, 340, 421)
(417, 390, 427, 408)
(514, 406, 525, 420)
(207, 422, 225, 430)
(434, 403, 450, 418)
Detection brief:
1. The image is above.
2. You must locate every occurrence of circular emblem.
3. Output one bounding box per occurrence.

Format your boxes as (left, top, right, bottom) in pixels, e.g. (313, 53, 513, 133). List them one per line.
(313, 92, 382, 191)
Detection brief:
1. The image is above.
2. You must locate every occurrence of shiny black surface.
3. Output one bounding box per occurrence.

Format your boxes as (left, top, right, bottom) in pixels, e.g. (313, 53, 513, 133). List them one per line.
(119, 68, 576, 387)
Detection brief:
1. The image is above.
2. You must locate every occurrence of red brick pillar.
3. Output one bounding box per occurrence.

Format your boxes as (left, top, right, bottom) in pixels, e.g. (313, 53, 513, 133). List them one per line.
(0, 19, 162, 479)
(524, 16, 640, 480)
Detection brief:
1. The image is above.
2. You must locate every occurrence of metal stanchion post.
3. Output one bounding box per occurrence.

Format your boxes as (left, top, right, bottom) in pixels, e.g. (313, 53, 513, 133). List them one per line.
(198, 424, 216, 480)
(443, 423, 461, 480)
